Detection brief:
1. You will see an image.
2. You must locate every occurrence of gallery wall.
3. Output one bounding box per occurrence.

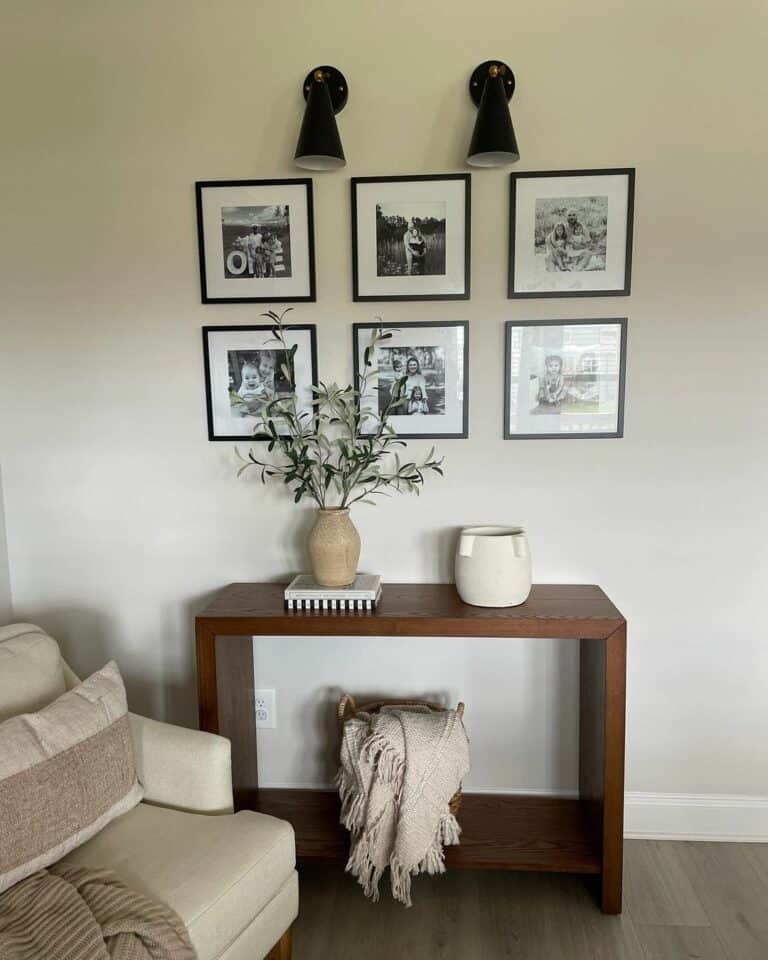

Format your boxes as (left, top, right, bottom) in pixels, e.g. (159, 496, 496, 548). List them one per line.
(1, 0, 767, 834)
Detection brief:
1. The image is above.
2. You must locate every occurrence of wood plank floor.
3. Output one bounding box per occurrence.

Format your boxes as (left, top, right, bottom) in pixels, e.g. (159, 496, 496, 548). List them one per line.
(293, 840, 768, 959)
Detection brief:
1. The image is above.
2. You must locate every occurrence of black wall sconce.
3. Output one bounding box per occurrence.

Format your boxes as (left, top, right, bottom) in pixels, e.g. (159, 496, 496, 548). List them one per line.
(467, 60, 519, 167)
(294, 65, 348, 171)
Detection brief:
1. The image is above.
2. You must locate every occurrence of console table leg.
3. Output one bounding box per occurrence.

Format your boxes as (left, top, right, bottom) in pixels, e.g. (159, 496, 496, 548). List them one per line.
(215, 634, 258, 811)
(196, 624, 259, 811)
(196, 623, 219, 734)
(579, 624, 626, 914)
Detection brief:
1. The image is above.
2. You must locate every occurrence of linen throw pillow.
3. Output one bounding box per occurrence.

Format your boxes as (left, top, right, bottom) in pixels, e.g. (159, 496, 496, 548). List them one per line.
(0, 660, 143, 893)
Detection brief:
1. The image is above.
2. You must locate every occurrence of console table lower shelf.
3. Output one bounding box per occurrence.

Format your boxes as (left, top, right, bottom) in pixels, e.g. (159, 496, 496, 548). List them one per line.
(195, 582, 626, 914)
(251, 789, 602, 875)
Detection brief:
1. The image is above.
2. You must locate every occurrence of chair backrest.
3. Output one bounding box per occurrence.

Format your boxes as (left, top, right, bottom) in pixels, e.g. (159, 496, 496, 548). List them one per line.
(0, 623, 76, 723)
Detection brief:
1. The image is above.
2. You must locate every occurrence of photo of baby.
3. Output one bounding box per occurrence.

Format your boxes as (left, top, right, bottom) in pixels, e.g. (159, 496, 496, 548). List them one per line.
(227, 349, 293, 419)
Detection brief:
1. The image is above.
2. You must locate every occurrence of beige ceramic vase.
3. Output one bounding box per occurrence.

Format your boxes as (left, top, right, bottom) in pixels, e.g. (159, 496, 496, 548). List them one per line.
(307, 508, 361, 587)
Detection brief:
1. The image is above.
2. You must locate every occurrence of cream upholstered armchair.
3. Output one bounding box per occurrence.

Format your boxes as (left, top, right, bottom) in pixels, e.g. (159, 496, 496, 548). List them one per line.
(0, 623, 297, 960)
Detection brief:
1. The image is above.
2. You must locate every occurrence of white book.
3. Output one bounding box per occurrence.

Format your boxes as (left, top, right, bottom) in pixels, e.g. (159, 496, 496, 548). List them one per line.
(285, 574, 381, 599)
(284, 574, 382, 611)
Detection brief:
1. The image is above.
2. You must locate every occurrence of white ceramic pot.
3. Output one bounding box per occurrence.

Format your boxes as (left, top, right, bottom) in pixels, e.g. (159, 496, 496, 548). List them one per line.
(455, 525, 532, 608)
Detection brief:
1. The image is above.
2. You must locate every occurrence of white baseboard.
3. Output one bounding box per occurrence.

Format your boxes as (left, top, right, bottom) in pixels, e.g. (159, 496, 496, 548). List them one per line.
(624, 791, 768, 842)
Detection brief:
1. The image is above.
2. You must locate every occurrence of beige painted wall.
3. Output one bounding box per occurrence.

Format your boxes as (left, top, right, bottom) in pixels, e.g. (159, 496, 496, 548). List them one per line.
(1, 1, 766, 800)
(0, 469, 12, 624)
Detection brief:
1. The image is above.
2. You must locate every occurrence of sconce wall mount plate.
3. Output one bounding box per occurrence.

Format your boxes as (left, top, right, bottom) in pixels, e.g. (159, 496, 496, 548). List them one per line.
(469, 60, 515, 106)
(302, 65, 348, 113)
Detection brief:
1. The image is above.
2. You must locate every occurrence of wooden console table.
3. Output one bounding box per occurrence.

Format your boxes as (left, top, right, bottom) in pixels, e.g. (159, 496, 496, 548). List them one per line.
(195, 583, 626, 913)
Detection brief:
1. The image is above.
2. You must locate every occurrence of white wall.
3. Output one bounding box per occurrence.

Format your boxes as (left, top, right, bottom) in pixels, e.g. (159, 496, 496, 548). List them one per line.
(0, 469, 12, 624)
(1, 0, 767, 820)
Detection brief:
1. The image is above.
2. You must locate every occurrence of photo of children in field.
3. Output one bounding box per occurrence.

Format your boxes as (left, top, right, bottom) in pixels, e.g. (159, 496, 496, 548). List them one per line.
(221, 205, 292, 279)
(375, 201, 447, 277)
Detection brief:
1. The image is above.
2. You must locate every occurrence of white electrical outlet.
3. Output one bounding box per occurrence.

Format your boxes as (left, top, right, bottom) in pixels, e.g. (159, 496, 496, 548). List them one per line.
(254, 689, 276, 729)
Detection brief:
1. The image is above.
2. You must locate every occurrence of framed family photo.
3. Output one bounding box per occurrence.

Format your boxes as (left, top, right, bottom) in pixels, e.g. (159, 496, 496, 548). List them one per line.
(509, 168, 635, 298)
(353, 321, 469, 439)
(504, 318, 627, 439)
(351, 175, 470, 301)
(202, 324, 317, 441)
(195, 179, 316, 303)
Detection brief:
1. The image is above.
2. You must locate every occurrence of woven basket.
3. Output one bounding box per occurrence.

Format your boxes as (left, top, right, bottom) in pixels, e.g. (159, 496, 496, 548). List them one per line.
(337, 693, 465, 816)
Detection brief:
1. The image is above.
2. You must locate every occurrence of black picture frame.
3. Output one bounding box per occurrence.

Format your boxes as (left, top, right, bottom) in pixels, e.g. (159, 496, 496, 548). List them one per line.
(508, 168, 635, 299)
(195, 179, 316, 303)
(353, 320, 469, 439)
(202, 324, 318, 441)
(351, 174, 471, 302)
(503, 317, 627, 439)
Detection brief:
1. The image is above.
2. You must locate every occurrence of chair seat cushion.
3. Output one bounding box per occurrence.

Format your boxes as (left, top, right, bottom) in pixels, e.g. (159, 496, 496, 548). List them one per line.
(61, 802, 295, 960)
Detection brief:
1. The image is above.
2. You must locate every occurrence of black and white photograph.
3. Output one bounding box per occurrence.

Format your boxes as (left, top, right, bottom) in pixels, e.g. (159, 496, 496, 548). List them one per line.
(376, 202, 447, 277)
(354, 321, 468, 438)
(203, 324, 317, 440)
(374, 346, 446, 417)
(196, 180, 315, 302)
(221, 205, 292, 279)
(352, 175, 470, 301)
(534, 196, 608, 273)
(509, 169, 634, 298)
(226, 348, 293, 420)
(504, 318, 627, 439)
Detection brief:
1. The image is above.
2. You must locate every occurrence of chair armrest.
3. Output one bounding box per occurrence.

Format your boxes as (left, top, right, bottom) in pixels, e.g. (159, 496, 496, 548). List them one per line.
(129, 713, 234, 814)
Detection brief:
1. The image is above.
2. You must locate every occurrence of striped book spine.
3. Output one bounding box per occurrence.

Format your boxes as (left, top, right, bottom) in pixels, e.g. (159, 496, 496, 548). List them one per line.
(286, 596, 376, 611)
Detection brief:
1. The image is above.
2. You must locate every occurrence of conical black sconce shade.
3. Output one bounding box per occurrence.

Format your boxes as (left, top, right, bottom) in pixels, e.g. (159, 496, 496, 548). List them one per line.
(467, 65, 519, 167)
(295, 68, 346, 171)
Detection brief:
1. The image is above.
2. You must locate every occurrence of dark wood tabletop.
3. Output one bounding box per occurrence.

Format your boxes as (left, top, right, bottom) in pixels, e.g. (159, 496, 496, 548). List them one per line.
(196, 582, 625, 640)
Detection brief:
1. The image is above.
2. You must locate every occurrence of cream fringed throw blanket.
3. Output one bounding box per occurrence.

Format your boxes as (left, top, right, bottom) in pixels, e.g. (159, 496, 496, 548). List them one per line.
(0, 864, 196, 960)
(338, 705, 470, 907)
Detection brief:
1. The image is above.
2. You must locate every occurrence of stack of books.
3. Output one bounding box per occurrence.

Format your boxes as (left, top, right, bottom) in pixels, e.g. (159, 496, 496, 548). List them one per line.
(284, 574, 382, 611)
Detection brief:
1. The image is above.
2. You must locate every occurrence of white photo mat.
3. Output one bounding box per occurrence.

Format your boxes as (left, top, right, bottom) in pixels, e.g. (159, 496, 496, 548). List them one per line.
(511, 170, 633, 296)
(354, 322, 468, 438)
(353, 177, 469, 299)
(505, 320, 626, 439)
(204, 326, 316, 440)
(196, 180, 314, 301)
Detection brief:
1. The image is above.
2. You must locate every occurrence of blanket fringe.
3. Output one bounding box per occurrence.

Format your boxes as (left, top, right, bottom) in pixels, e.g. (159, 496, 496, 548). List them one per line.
(362, 733, 405, 786)
(337, 768, 369, 831)
(340, 788, 366, 830)
(345, 821, 385, 902)
(439, 811, 462, 846)
(389, 854, 414, 908)
(388, 812, 462, 907)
